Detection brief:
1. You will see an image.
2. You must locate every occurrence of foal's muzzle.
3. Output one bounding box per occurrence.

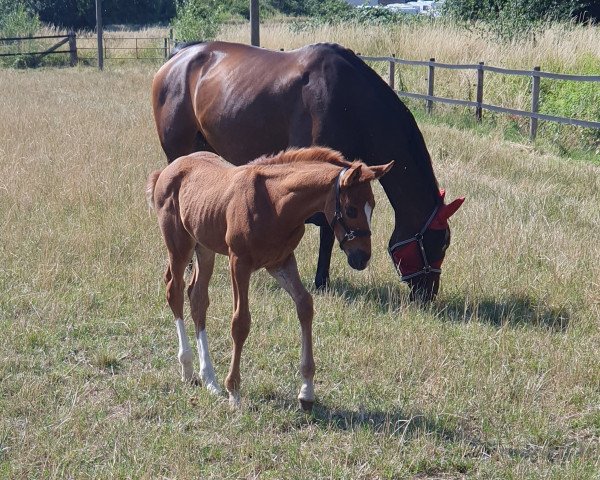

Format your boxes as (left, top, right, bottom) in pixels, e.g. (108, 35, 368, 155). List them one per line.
(347, 249, 370, 271)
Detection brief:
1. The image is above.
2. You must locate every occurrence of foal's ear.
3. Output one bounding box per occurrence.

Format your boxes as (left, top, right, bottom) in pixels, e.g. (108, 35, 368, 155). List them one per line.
(369, 161, 395, 180)
(340, 163, 363, 188)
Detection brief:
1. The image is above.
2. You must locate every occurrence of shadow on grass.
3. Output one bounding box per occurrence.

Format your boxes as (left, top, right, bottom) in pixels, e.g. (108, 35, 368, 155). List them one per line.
(253, 393, 552, 464)
(316, 278, 406, 312)
(310, 403, 458, 441)
(255, 392, 459, 442)
(438, 295, 570, 332)
(321, 279, 570, 333)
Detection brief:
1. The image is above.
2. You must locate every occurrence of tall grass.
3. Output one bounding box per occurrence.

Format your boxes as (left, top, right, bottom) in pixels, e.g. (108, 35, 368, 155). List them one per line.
(38, 19, 599, 151)
(0, 56, 598, 477)
(219, 21, 600, 154)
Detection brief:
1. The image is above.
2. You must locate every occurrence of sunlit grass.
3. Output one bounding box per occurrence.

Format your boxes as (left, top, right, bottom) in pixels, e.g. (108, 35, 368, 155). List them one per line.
(0, 59, 598, 477)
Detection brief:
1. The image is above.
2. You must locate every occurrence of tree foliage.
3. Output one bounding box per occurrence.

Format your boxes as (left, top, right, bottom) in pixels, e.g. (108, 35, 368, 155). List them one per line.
(2, 0, 597, 32)
(0, 0, 41, 36)
(442, 0, 595, 39)
(443, 0, 579, 23)
(22, 0, 176, 29)
(172, 0, 224, 40)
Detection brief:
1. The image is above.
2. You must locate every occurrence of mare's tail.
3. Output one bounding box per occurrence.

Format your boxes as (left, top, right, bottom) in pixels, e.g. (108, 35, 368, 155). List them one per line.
(146, 170, 162, 211)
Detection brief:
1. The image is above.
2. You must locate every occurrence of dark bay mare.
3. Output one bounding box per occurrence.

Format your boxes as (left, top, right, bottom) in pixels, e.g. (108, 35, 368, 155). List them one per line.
(146, 147, 393, 408)
(152, 40, 464, 301)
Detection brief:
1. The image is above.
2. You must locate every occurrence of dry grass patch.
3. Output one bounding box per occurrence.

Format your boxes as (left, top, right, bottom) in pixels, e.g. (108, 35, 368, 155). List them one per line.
(0, 61, 598, 478)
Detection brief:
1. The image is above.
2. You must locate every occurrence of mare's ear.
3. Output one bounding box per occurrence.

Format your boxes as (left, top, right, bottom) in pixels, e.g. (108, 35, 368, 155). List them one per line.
(369, 161, 395, 180)
(340, 163, 363, 188)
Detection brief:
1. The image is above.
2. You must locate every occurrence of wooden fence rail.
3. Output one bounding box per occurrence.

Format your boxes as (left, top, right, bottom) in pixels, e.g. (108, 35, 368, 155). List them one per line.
(359, 54, 600, 140)
(0, 34, 77, 66)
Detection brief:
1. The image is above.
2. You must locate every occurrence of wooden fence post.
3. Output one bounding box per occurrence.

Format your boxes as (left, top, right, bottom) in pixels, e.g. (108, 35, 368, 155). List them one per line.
(68, 32, 77, 66)
(250, 0, 260, 46)
(164, 38, 168, 59)
(427, 58, 435, 114)
(530, 66, 541, 141)
(476, 61, 484, 122)
(95, 0, 103, 70)
(389, 54, 395, 90)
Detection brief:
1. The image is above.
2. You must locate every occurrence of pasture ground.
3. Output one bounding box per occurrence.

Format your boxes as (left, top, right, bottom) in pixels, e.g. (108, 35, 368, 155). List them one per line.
(0, 62, 599, 478)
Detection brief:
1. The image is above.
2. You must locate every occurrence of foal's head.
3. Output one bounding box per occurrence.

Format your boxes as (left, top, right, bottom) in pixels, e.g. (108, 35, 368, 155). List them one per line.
(324, 161, 394, 271)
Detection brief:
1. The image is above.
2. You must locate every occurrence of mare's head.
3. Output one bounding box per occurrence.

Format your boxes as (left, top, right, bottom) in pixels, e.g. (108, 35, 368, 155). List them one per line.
(325, 160, 394, 271)
(390, 189, 464, 302)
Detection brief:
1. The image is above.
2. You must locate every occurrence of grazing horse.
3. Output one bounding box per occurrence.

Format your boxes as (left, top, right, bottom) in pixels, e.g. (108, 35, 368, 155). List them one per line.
(146, 147, 393, 408)
(152, 40, 464, 301)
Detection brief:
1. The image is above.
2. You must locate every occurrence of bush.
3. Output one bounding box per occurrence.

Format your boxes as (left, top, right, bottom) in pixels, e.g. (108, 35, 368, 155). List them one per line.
(442, 0, 581, 40)
(172, 0, 226, 41)
(0, 0, 40, 37)
(539, 55, 600, 149)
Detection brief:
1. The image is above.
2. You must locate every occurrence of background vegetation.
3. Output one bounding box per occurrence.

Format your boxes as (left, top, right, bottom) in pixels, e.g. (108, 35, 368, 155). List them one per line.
(1, 0, 598, 34)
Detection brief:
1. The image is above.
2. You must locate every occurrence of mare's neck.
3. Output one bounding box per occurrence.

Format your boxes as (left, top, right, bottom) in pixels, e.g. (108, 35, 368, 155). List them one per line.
(378, 155, 440, 246)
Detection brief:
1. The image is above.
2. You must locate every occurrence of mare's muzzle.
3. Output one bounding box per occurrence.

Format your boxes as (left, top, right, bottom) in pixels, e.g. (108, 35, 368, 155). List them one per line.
(388, 191, 465, 302)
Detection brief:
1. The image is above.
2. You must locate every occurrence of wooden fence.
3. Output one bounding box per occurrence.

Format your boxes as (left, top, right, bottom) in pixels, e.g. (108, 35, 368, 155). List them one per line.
(0, 34, 77, 66)
(2, 35, 598, 140)
(359, 54, 600, 140)
(76, 36, 170, 61)
(0, 34, 170, 65)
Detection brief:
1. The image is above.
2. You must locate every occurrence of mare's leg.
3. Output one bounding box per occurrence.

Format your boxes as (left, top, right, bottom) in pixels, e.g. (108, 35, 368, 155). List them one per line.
(188, 244, 221, 395)
(306, 212, 335, 290)
(268, 254, 315, 411)
(162, 223, 196, 382)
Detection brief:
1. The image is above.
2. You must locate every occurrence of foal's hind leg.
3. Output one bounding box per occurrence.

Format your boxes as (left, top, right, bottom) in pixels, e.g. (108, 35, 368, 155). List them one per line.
(188, 244, 221, 395)
(268, 254, 315, 411)
(162, 227, 196, 382)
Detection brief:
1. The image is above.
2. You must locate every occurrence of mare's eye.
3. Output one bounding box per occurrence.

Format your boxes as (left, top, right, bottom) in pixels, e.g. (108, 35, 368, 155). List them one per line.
(345, 206, 358, 218)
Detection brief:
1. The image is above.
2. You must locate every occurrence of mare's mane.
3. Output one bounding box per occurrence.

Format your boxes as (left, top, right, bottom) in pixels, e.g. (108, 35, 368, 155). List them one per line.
(250, 147, 350, 168)
(324, 43, 441, 201)
(168, 40, 206, 59)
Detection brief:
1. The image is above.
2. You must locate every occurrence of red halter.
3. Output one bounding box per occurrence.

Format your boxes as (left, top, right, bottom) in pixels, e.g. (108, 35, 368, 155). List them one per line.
(388, 190, 464, 281)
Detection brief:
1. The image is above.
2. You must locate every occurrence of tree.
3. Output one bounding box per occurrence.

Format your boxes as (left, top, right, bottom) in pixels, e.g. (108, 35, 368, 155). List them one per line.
(0, 0, 41, 36)
(172, 0, 225, 41)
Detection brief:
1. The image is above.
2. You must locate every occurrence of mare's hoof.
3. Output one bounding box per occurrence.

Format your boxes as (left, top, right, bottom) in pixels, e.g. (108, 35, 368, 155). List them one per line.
(314, 278, 329, 292)
(299, 399, 314, 412)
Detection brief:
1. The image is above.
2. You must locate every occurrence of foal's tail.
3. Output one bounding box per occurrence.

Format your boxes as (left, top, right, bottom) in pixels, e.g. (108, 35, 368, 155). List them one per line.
(146, 170, 162, 211)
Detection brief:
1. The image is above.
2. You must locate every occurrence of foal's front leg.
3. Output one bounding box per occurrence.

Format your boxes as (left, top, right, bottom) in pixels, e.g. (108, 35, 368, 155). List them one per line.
(226, 255, 252, 407)
(268, 254, 315, 411)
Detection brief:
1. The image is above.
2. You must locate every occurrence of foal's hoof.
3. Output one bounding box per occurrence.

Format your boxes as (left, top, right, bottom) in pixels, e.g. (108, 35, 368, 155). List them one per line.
(182, 372, 198, 386)
(299, 399, 314, 412)
(228, 391, 241, 409)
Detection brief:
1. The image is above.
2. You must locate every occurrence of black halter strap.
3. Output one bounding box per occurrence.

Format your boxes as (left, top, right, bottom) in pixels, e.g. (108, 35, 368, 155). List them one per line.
(329, 167, 372, 249)
(387, 203, 442, 281)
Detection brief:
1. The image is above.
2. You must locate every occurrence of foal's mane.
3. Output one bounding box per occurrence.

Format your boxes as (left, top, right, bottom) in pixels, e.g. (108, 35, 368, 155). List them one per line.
(250, 147, 351, 168)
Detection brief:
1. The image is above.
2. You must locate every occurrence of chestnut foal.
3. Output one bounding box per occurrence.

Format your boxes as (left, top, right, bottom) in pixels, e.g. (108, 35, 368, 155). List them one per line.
(147, 147, 393, 409)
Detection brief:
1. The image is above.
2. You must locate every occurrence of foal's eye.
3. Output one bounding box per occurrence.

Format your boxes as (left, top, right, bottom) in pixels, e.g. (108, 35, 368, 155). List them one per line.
(345, 206, 358, 218)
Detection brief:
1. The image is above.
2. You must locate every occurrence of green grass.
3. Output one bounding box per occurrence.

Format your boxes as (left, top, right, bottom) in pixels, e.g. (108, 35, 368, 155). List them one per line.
(0, 65, 598, 478)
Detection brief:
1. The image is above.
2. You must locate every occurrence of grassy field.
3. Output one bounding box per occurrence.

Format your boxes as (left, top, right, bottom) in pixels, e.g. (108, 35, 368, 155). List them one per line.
(1, 35, 599, 479)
